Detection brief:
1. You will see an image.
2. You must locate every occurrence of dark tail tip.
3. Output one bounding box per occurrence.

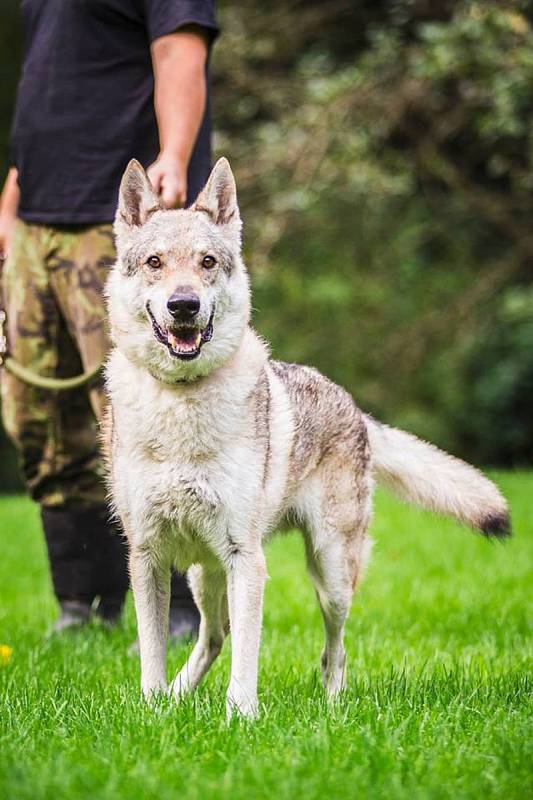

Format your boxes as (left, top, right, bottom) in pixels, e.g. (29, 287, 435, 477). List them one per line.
(479, 510, 512, 540)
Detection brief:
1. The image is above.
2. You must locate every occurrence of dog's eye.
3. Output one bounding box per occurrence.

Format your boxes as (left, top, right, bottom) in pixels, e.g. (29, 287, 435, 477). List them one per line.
(202, 255, 217, 269)
(146, 256, 162, 269)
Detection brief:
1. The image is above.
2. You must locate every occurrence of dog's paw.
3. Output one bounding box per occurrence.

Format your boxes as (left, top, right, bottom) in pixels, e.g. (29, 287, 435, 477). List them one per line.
(142, 681, 168, 703)
(226, 684, 259, 721)
(169, 674, 191, 703)
(321, 649, 347, 699)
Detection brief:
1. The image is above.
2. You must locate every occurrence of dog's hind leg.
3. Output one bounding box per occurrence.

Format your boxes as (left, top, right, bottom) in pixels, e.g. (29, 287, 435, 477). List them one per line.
(130, 545, 170, 698)
(299, 461, 372, 699)
(304, 535, 354, 698)
(170, 565, 227, 700)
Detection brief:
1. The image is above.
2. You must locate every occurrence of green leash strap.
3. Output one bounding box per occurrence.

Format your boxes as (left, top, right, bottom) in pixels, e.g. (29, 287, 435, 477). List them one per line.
(0, 310, 103, 391)
(2, 356, 103, 391)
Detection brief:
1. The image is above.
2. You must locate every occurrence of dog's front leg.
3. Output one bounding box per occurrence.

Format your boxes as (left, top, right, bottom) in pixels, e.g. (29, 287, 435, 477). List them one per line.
(130, 545, 170, 698)
(226, 548, 267, 719)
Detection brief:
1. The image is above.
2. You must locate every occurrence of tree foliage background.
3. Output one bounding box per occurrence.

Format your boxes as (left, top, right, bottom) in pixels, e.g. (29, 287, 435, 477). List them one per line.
(1, 0, 532, 489)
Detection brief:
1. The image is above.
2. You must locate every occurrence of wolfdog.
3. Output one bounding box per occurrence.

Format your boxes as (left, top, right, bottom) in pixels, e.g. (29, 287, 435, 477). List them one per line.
(104, 157, 510, 718)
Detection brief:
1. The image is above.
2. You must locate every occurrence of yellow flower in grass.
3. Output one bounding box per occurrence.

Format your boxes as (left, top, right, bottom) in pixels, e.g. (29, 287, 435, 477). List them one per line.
(0, 645, 13, 666)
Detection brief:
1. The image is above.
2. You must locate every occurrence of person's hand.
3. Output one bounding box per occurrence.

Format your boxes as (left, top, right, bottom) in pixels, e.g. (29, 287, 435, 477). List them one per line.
(147, 153, 188, 209)
(0, 213, 16, 266)
(0, 168, 19, 268)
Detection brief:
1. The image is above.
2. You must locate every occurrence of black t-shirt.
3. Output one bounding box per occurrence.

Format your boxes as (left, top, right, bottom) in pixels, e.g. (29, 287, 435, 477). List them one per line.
(10, 0, 218, 224)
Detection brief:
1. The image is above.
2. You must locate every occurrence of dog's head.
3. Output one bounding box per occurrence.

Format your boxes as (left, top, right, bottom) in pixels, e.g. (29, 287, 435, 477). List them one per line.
(107, 158, 250, 382)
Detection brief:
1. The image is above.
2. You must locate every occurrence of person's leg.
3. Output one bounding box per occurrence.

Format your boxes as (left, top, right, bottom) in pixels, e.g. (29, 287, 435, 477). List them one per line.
(44, 225, 129, 622)
(1, 223, 62, 503)
(0, 222, 105, 626)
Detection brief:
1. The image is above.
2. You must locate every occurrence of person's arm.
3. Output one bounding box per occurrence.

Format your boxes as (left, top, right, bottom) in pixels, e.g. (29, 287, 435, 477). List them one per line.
(148, 25, 209, 209)
(0, 167, 19, 261)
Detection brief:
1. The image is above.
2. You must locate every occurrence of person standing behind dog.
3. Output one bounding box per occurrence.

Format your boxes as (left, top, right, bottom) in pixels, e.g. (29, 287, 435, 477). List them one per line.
(0, 0, 218, 637)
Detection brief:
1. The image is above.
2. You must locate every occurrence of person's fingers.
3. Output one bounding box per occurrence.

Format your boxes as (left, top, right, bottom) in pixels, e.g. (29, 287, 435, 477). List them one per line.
(161, 180, 186, 209)
(0, 235, 9, 263)
(146, 164, 162, 194)
(147, 160, 187, 208)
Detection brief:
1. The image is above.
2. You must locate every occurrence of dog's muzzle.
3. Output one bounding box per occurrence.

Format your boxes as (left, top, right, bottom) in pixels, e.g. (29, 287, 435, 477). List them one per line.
(146, 302, 214, 361)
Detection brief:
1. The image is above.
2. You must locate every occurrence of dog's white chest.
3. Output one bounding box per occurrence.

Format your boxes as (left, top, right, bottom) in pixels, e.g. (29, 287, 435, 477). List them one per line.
(113, 386, 262, 550)
(143, 459, 223, 522)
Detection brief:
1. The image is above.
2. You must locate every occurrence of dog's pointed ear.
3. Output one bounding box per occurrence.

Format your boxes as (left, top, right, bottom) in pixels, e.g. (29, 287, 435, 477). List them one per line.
(116, 159, 162, 228)
(192, 158, 241, 230)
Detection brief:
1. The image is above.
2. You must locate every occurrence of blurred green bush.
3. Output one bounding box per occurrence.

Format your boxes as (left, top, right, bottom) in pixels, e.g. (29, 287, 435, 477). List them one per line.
(211, 0, 533, 466)
(0, 0, 531, 492)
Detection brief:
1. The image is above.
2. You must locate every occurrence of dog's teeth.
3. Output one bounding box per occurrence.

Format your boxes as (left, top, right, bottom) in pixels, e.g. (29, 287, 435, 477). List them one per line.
(166, 329, 201, 353)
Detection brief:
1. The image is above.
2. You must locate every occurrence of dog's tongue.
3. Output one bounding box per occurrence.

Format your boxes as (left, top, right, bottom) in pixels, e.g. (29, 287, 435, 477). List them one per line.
(167, 329, 202, 353)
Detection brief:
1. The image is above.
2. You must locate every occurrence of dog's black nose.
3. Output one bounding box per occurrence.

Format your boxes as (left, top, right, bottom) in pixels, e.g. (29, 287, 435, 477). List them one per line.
(167, 292, 200, 320)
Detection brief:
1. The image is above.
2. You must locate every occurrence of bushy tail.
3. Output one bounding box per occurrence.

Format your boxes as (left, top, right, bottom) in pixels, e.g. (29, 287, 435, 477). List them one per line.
(364, 415, 510, 538)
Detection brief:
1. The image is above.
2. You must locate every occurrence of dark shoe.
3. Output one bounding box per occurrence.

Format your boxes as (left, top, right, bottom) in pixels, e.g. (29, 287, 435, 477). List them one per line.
(51, 600, 92, 633)
(95, 596, 125, 627)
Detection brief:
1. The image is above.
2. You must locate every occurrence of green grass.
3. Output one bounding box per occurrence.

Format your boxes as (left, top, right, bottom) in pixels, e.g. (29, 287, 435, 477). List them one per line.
(0, 473, 531, 800)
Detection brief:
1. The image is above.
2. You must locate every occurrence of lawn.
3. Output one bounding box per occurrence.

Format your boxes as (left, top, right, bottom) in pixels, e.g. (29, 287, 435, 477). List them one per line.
(0, 473, 531, 800)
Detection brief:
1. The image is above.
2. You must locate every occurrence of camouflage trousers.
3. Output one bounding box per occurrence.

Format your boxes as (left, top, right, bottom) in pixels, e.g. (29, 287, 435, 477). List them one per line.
(0, 220, 114, 507)
(1, 221, 194, 611)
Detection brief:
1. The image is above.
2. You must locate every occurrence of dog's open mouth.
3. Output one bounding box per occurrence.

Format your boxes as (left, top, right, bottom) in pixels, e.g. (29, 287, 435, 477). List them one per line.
(146, 303, 214, 361)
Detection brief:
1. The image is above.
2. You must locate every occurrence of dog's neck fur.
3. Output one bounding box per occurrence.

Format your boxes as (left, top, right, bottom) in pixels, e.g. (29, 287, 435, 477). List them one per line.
(144, 324, 258, 388)
(110, 324, 268, 406)
(107, 326, 269, 472)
